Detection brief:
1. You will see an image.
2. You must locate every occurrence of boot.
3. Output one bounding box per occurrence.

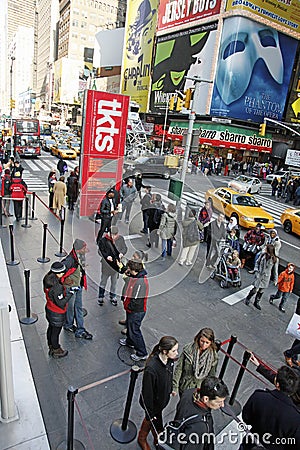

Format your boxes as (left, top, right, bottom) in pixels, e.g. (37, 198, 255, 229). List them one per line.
(253, 292, 262, 310)
(52, 347, 68, 358)
(137, 418, 151, 450)
(241, 258, 246, 268)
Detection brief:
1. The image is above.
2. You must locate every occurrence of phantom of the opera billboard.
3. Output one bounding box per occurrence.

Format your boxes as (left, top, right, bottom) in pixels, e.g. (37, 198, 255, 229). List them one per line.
(79, 90, 129, 218)
(150, 22, 217, 113)
(210, 16, 298, 123)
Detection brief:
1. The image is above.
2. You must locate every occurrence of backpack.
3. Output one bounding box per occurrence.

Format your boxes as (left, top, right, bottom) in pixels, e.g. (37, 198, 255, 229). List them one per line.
(186, 219, 199, 244)
(157, 414, 207, 450)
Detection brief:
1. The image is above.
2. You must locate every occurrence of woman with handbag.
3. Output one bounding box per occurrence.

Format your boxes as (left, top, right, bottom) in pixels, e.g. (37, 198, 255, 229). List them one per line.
(284, 296, 300, 367)
(172, 328, 218, 397)
(159, 203, 177, 260)
(138, 336, 179, 450)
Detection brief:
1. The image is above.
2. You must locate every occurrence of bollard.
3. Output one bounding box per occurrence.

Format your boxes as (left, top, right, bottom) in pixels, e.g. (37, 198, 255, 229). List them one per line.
(21, 197, 31, 228)
(0, 196, 7, 228)
(218, 335, 237, 381)
(57, 386, 85, 450)
(6, 224, 20, 266)
(110, 365, 142, 443)
(29, 192, 38, 220)
(229, 350, 251, 407)
(55, 206, 67, 257)
(19, 270, 38, 325)
(37, 223, 50, 263)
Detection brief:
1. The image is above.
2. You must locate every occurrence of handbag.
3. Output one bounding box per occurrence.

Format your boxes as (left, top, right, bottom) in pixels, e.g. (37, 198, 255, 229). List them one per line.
(172, 237, 177, 248)
(285, 313, 300, 340)
(157, 415, 201, 450)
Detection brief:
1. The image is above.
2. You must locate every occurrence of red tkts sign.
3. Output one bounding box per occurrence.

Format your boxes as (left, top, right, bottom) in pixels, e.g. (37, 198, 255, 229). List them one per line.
(79, 90, 129, 217)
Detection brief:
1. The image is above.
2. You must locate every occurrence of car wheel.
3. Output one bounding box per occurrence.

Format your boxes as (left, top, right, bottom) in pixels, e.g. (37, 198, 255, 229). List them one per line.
(163, 171, 170, 179)
(231, 213, 239, 226)
(283, 220, 292, 234)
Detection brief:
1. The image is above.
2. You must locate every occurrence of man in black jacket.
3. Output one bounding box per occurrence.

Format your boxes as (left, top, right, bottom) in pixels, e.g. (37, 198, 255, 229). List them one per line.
(171, 377, 229, 450)
(242, 366, 300, 449)
(95, 189, 117, 240)
(97, 226, 127, 306)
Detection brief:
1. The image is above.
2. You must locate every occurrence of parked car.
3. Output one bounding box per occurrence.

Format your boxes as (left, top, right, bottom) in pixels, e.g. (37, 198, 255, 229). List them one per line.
(280, 208, 300, 236)
(51, 143, 77, 160)
(228, 175, 262, 194)
(205, 187, 274, 229)
(123, 156, 178, 179)
(42, 138, 57, 152)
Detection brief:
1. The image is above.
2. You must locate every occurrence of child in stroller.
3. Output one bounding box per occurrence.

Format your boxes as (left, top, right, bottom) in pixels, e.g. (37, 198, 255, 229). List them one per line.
(226, 250, 241, 282)
(210, 245, 242, 288)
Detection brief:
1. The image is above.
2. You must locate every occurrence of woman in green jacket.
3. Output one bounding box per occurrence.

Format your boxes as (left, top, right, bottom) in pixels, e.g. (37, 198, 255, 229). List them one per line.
(172, 328, 218, 396)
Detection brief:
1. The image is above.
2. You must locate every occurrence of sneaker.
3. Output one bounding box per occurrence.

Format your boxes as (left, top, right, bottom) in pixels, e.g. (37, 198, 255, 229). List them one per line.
(121, 328, 127, 335)
(131, 353, 148, 361)
(178, 261, 184, 266)
(269, 295, 274, 304)
(125, 220, 129, 224)
(76, 331, 93, 340)
(52, 347, 68, 358)
(110, 298, 118, 306)
(119, 319, 126, 325)
(97, 298, 104, 306)
(64, 325, 77, 333)
(248, 269, 255, 274)
(140, 230, 147, 234)
(279, 305, 285, 313)
(284, 355, 294, 367)
(185, 261, 192, 266)
(146, 242, 151, 248)
(119, 338, 134, 348)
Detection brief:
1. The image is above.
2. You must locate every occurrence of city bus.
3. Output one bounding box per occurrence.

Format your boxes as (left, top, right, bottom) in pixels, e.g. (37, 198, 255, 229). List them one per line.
(14, 118, 41, 157)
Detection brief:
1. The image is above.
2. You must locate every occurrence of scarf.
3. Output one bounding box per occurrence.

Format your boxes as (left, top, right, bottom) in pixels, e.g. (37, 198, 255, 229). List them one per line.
(192, 345, 215, 380)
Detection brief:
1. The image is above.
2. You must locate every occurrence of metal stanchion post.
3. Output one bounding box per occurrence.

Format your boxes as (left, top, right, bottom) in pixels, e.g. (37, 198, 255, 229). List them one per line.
(19, 270, 38, 325)
(55, 207, 67, 257)
(57, 386, 85, 450)
(218, 335, 237, 381)
(110, 366, 142, 443)
(29, 192, 37, 220)
(6, 224, 20, 266)
(0, 196, 7, 229)
(37, 223, 50, 263)
(21, 197, 31, 228)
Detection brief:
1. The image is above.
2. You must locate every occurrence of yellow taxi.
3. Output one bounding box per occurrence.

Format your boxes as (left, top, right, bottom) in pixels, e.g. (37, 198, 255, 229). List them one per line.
(280, 208, 300, 236)
(69, 141, 81, 155)
(51, 143, 77, 160)
(205, 187, 274, 229)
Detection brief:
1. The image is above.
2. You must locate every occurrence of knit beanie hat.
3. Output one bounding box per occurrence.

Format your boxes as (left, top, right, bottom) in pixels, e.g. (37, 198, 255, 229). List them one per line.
(51, 261, 66, 273)
(73, 239, 87, 251)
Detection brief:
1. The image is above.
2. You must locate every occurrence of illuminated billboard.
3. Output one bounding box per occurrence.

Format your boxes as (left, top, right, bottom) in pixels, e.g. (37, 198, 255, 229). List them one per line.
(210, 16, 298, 122)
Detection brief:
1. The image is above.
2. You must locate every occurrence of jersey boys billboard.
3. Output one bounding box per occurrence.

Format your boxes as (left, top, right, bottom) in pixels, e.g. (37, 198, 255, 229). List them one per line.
(80, 90, 129, 217)
(157, 0, 221, 32)
(210, 16, 298, 123)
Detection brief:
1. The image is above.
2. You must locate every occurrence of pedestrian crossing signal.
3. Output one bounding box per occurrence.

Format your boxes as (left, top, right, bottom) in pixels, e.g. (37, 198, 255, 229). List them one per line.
(259, 123, 266, 136)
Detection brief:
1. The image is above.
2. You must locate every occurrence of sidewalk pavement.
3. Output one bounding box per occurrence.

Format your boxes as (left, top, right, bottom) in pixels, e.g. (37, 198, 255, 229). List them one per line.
(0, 189, 297, 449)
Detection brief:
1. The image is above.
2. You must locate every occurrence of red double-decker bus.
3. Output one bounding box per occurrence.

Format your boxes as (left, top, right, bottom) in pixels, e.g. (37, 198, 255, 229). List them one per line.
(14, 118, 41, 157)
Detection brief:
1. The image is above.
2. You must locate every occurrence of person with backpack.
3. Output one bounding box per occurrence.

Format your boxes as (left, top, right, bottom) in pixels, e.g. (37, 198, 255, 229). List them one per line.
(147, 193, 165, 248)
(57, 156, 68, 177)
(178, 209, 203, 266)
(1, 168, 12, 216)
(159, 203, 177, 260)
(138, 336, 179, 449)
(9, 176, 27, 221)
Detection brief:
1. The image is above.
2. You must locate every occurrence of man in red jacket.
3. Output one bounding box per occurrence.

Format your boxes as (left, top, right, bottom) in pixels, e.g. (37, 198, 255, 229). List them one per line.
(269, 263, 295, 313)
(9, 176, 27, 221)
(119, 259, 149, 361)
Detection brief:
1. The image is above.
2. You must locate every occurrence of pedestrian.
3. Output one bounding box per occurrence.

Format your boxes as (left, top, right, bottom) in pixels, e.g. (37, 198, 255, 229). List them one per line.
(57, 156, 68, 177)
(269, 263, 295, 313)
(66, 170, 78, 211)
(138, 336, 179, 449)
(159, 203, 177, 260)
(172, 328, 219, 396)
(53, 176, 66, 215)
(62, 239, 93, 340)
(249, 228, 281, 274)
(294, 184, 300, 206)
(285, 179, 294, 203)
(178, 209, 202, 266)
(120, 178, 137, 223)
(47, 169, 57, 210)
(97, 226, 127, 306)
(284, 296, 300, 367)
(226, 228, 240, 253)
(95, 189, 118, 240)
(198, 200, 213, 243)
(147, 193, 165, 248)
(206, 212, 226, 269)
(43, 261, 74, 358)
(140, 186, 152, 234)
(240, 223, 265, 270)
(226, 215, 240, 239)
(9, 176, 27, 221)
(244, 244, 278, 310)
(10, 159, 24, 179)
(241, 366, 300, 449)
(119, 259, 149, 361)
(135, 173, 145, 199)
(173, 377, 229, 450)
(1, 168, 12, 216)
(271, 176, 278, 196)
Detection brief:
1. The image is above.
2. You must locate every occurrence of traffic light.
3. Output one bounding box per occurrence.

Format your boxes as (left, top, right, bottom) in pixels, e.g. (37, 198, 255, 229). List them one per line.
(10, 98, 15, 109)
(176, 97, 183, 111)
(184, 88, 192, 109)
(259, 123, 266, 136)
(169, 96, 175, 111)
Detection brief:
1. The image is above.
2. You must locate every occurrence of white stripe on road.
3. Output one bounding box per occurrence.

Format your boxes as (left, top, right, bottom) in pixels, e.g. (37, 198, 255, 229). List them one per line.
(124, 234, 143, 240)
(24, 160, 40, 171)
(34, 159, 54, 171)
(221, 286, 252, 305)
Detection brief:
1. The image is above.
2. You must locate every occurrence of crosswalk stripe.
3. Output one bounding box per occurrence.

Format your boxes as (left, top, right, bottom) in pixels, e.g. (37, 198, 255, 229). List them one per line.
(34, 159, 53, 172)
(25, 160, 40, 171)
(221, 286, 252, 305)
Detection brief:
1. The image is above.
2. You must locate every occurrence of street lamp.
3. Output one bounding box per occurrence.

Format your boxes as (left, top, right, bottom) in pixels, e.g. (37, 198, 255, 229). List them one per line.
(10, 56, 15, 126)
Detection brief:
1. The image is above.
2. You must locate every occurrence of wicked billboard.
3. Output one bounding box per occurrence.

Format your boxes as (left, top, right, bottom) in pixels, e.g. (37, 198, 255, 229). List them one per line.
(150, 22, 217, 113)
(210, 16, 298, 123)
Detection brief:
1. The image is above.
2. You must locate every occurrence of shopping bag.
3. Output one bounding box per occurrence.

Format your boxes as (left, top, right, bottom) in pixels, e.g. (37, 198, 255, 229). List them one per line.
(285, 313, 300, 340)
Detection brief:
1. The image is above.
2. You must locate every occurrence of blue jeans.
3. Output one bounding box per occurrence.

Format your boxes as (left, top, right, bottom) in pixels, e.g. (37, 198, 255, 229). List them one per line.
(98, 268, 118, 299)
(161, 238, 172, 257)
(121, 201, 133, 222)
(271, 289, 290, 307)
(126, 312, 147, 357)
(65, 287, 85, 336)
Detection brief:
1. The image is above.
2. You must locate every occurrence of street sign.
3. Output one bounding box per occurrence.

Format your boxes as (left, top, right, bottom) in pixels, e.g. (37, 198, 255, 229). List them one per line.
(168, 178, 183, 201)
(285, 149, 300, 168)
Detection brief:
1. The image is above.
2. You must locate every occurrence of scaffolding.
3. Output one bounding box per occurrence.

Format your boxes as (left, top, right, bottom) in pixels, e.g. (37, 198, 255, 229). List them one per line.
(126, 101, 148, 158)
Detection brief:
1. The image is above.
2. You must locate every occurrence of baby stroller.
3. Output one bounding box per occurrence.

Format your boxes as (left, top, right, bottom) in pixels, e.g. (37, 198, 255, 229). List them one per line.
(210, 244, 242, 288)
